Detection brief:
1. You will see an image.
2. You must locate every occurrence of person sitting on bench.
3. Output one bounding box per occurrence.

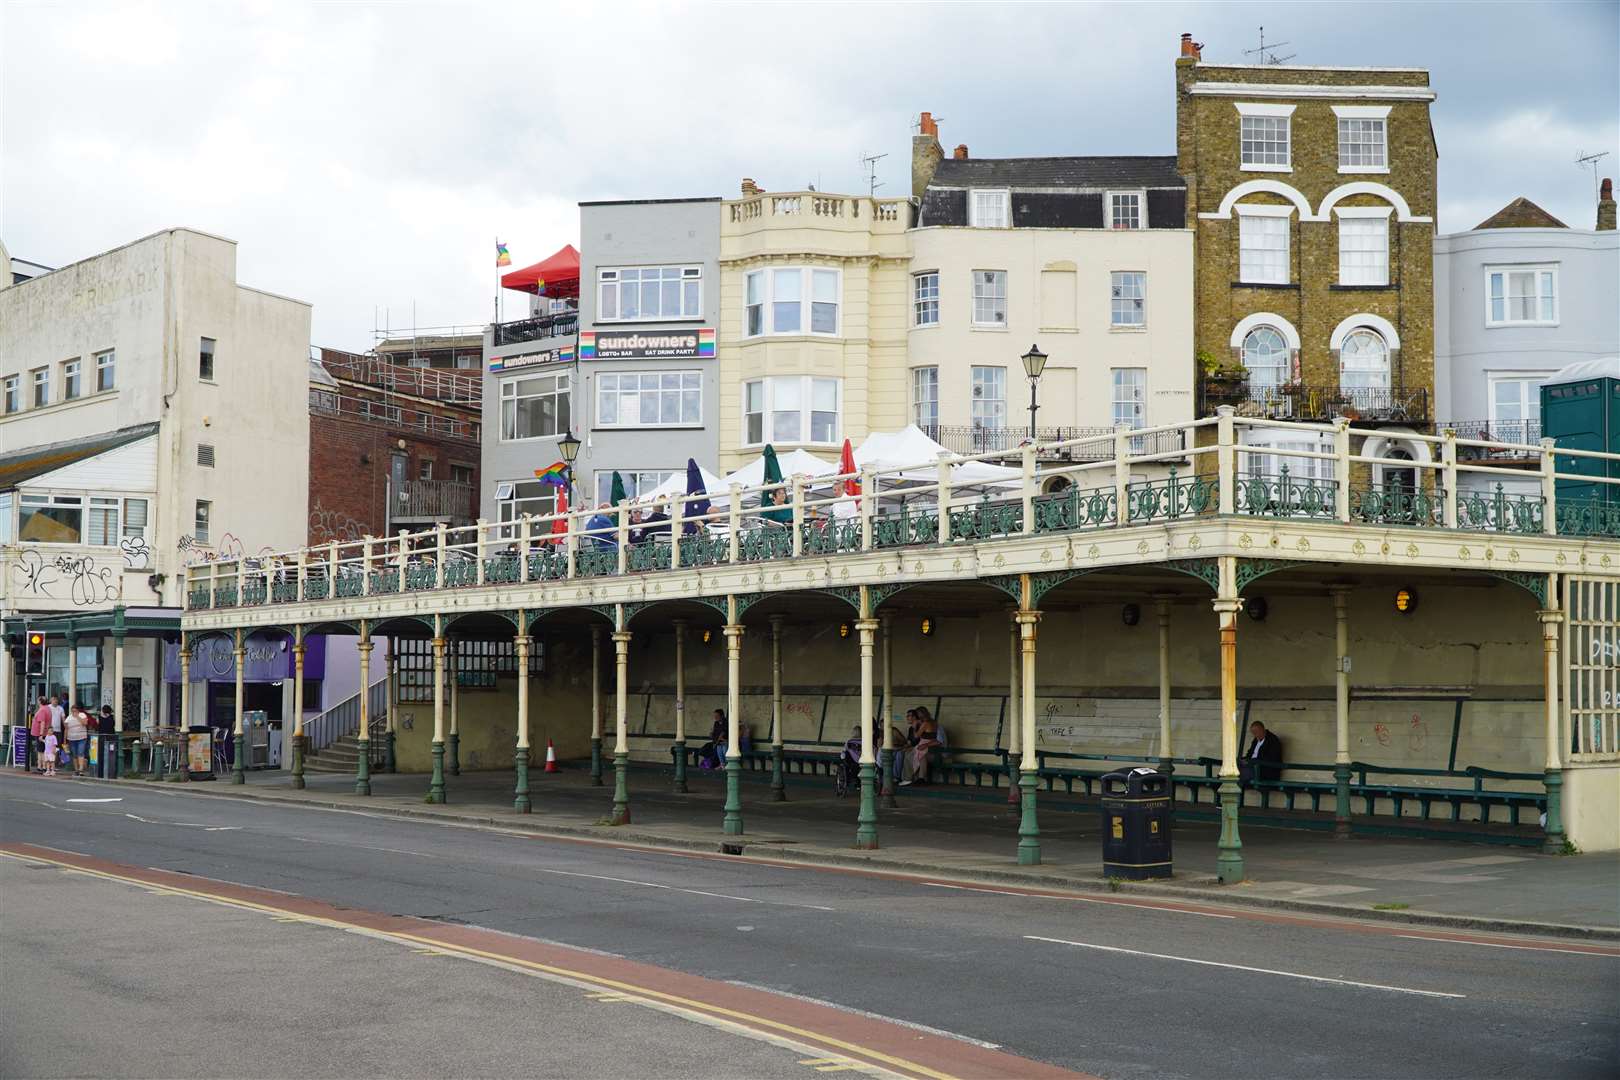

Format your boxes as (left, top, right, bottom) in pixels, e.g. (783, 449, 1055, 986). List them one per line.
(1239, 720, 1283, 785)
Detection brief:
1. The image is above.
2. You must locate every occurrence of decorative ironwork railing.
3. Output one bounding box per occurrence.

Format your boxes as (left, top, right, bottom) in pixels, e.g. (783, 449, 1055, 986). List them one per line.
(182, 414, 1620, 614)
(1200, 382, 1430, 424)
(492, 310, 579, 347)
(1441, 419, 1542, 460)
(927, 425, 1185, 460)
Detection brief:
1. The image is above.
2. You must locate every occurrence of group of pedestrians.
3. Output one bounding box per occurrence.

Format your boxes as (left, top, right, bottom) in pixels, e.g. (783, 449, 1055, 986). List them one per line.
(27, 694, 113, 777)
(837, 706, 947, 785)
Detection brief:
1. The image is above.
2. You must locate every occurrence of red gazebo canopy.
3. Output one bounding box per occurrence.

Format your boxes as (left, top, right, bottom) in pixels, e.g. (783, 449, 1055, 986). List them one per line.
(500, 243, 580, 298)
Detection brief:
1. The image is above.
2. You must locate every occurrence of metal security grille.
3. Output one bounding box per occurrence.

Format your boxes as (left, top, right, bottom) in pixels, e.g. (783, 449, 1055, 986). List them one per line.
(392, 637, 543, 704)
(1564, 576, 1619, 758)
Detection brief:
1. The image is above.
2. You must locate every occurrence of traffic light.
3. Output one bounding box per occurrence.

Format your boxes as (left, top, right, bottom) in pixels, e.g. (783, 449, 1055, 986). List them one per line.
(26, 632, 45, 676)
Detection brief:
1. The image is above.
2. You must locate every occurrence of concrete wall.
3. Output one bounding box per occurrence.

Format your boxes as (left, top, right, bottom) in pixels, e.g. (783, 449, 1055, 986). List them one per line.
(907, 227, 1195, 430)
(576, 199, 722, 493)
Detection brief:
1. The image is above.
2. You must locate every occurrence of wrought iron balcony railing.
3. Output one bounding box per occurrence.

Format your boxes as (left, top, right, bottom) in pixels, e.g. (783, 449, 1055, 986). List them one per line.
(492, 310, 579, 347)
(927, 425, 1186, 459)
(1438, 419, 1542, 460)
(1200, 381, 1430, 425)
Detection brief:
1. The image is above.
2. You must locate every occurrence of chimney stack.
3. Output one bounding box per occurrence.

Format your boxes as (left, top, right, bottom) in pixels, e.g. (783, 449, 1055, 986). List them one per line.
(912, 110, 945, 200)
(953, 144, 969, 160)
(740, 178, 761, 196)
(1179, 32, 1202, 60)
(1598, 177, 1616, 231)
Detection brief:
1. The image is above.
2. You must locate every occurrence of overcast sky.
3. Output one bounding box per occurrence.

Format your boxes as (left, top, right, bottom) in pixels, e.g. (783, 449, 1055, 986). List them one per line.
(4, 1, 1616, 351)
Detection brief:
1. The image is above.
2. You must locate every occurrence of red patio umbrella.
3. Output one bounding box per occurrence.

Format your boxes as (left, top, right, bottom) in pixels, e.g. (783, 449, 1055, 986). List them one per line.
(501, 244, 580, 298)
(838, 438, 860, 504)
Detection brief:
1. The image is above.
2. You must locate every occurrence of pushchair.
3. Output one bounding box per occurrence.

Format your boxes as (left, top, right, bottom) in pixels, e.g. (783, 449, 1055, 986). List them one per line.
(834, 732, 862, 797)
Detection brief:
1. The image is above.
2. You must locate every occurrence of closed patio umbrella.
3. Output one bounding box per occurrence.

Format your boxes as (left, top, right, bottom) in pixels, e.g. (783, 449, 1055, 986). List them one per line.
(609, 471, 627, 506)
(760, 445, 791, 524)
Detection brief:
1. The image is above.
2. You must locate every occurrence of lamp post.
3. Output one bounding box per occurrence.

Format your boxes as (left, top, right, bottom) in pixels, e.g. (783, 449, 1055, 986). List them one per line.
(1021, 344, 1048, 442)
(558, 429, 582, 507)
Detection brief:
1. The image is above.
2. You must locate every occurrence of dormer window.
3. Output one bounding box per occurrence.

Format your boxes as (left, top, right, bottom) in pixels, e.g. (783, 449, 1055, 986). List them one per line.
(970, 189, 1010, 228)
(1236, 103, 1295, 172)
(1108, 192, 1143, 230)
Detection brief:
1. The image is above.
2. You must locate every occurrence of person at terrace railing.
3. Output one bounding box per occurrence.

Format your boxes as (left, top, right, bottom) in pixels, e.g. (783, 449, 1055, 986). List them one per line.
(584, 504, 617, 550)
(634, 499, 671, 544)
(760, 486, 792, 525)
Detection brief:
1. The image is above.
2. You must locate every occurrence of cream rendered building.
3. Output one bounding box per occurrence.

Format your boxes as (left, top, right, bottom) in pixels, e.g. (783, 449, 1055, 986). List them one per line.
(716, 184, 911, 472)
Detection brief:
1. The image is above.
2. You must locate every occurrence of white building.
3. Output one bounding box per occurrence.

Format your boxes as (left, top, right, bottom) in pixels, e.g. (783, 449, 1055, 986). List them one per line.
(1, 229, 310, 738)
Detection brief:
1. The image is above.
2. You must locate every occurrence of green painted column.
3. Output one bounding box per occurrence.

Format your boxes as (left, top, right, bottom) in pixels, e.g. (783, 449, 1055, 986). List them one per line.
(722, 622, 745, 835)
(612, 752, 630, 825)
(1005, 611, 1020, 813)
(1015, 608, 1041, 864)
(447, 640, 460, 776)
(1331, 588, 1351, 838)
(385, 648, 399, 773)
(1217, 779, 1244, 882)
(879, 613, 896, 810)
(673, 620, 689, 794)
(590, 627, 604, 786)
(1540, 603, 1566, 854)
(1155, 596, 1177, 813)
(384, 731, 396, 775)
(427, 633, 447, 804)
(355, 634, 373, 796)
(110, 627, 125, 780)
(769, 616, 786, 803)
(610, 627, 632, 825)
(231, 633, 246, 785)
(514, 633, 532, 813)
(291, 734, 306, 790)
(1214, 589, 1245, 884)
(591, 738, 603, 785)
(855, 616, 879, 849)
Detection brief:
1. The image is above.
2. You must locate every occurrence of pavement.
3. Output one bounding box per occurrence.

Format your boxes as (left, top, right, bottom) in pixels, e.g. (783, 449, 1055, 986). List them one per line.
(1, 772, 1615, 1080)
(78, 760, 1620, 936)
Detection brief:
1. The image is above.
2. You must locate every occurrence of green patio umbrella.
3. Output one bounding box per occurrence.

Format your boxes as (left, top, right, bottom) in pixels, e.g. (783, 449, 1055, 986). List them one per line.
(609, 471, 627, 506)
(760, 444, 791, 524)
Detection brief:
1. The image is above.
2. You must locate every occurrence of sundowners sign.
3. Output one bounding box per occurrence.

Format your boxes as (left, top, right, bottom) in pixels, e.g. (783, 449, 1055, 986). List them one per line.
(489, 345, 575, 373)
(581, 328, 715, 360)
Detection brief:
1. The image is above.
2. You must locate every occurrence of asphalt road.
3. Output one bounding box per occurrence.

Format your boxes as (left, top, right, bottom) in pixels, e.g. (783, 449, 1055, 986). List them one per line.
(2, 772, 1616, 1079)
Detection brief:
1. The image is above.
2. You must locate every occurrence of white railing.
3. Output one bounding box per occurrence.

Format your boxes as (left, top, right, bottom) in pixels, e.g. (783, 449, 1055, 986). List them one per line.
(183, 412, 1620, 613)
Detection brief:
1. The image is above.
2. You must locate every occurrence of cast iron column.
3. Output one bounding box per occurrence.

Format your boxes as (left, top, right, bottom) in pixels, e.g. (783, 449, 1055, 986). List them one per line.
(611, 627, 632, 825)
(354, 629, 372, 796)
(855, 615, 880, 849)
(770, 614, 786, 802)
(1016, 607, 1041, 864)
(1540, 591, 1567, 854)
(722, 618, 744, 835)
(514, 632, 532, 813)
(428, 633, 447, 803)
(590, 626, 604, 786)
(1331, 587, 1352, 838)
(672, 619, 688, 792)
(231, 630, 246, 785)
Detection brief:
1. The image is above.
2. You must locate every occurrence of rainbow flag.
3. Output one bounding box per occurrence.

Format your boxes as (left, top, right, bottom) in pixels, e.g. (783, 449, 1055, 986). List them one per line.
(496, 241, 512, 267)
(534, 461, 569, 487)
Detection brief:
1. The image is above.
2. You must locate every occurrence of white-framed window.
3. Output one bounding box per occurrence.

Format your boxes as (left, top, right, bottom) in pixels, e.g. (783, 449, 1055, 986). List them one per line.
(970, 366, 1006, 431)
(86, 497, 120, 546)
(912, 272, 939, 326)
(1108, 192, 1144, 230)
(1110, 271, 1146, 327)
(199, 337, 216, 381)
(1112, 368, 1147, 430)
(31, 367, 48, 408)
(1488, 373, 1546, 434)
(1243, 434, 1332, 481)
(454, 355, 476, 369)
(194, 500, 212, 544)
(741, 376, 841, 446)
(597, 265, 702, 322)
(0, 493, 10, 544)
(1337, 211, 1391, 286)
(1237, 104, 1294, 171)
(743, 267, 841, 337)
(94, 350, 116, 392)
(1334, 106, 1391, 172)
(418, 459, 434, 481)
(911, 367, 939, 431)
(971, 270, 1007, 326)
(3, 375, 17, 414)
(1241, 326, 1290, 391)
(495, 480, 558, 539)
(500, 371, 571, 441)
(61, 359, 82, 401)
(122, 497, 149, 544)
(595, 370, 702, 428)
(18, 494, 84, 543)
(1238, 211, 1290, 284)
(1486, 265, 1559, 326)
(593, 470, 678, 506)
(970, 189, 1010, 228)
(1339, 329, 1390, 392)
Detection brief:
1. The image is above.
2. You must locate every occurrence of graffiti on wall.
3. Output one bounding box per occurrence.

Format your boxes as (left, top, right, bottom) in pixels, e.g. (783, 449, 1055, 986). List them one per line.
(5, 550, 118, 606)
(309, 498, 367, 544)
(120, 534, 151, 569)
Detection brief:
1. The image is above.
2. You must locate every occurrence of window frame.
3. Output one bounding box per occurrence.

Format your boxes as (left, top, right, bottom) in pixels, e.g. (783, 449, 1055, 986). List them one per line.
(595, 264, 704, 324)
(969, 189, 1011, 228)
(1484, 264, 1560, 328)
(739, 375, 842, 448)
(1488, 372, 1547, 429)
(1241, 325, 1291, 391)
(18, 493, 85, 545)
(1111, 368, 1147, 431)
(495, 479, 558, 540)
(1236, 103, 1295, 172)
(498, 371, 572, 442)
(912, 271, 940, 327)
(592, 469, 678, 506)
(593, 369, 703, 429)
(31, 366, 50, 408)
(1107, 190, 1146, 230)
(199, 337, 216, 381)
(911, 366, 939, 431)
(1237, 206, 1292, 285)
(94, 349, 116, 392)
(3, 374, 17, 414)
(1336, 208, 1392, 286)
(61, 358, 83, 401)
(1109, 271, 1147, 329)
(1339, 329, 1391, 392)
(194, 500, 212, 544)
(741, 267, 842, 338)
(970, 269, 1008, 328)
(1333, 105, 1391, 174)
(970, 365, 1007, 432)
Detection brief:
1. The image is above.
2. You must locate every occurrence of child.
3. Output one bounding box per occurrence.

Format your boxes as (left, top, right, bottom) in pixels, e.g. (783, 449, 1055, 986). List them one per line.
(42, 731, 60, 777)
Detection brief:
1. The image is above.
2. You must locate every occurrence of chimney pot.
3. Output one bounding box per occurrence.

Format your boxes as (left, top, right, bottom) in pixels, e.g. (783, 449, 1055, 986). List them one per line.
(1598, 177, 1616, 232)
(740, 178, 760, 196)
(953, 144, 968, 160)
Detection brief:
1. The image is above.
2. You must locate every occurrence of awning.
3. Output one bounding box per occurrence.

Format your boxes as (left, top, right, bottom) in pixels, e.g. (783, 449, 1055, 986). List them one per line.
(500, 244, 580, 298)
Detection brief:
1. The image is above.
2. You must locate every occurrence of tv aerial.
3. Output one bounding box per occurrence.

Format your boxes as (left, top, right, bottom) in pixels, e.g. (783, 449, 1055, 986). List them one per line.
(1576, 150, 1610, 200)
(860, 151, 887, 197)
(1244, 26, 1295, 65)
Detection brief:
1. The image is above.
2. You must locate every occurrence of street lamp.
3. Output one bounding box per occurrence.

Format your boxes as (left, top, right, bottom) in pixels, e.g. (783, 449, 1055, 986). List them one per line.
(558, 430, 582, 506)
(1021, 343, 1048, 441)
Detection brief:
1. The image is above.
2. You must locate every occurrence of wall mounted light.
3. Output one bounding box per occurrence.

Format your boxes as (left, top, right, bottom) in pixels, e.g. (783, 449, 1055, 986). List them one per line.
(919, 616, 936, 637)
(700, 627, 714, 645)
(838, 621, 852, 639)
(1394, 587, 1419, 614)
(1121, 603, 1141, 626)
(1246, 596, 1269, 622)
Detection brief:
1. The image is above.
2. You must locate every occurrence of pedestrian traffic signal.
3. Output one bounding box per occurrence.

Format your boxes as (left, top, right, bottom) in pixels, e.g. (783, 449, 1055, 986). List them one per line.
(26, 632, 45, 676)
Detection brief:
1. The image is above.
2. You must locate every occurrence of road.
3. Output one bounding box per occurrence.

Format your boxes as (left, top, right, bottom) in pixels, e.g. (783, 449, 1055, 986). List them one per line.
(1, 772, 1615, 1079)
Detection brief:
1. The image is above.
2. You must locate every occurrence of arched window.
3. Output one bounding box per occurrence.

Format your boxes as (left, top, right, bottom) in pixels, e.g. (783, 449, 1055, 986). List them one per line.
(1339, 329, 1389, 402)
(1242, 326, 1289, 389)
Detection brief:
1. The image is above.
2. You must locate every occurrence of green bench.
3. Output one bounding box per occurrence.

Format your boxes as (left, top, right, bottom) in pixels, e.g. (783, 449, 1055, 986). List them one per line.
(922, 745, 1010, 787)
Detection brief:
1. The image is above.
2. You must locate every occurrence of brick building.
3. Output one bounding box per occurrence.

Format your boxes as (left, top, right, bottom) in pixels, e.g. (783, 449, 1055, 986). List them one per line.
(1175, 32, 1438, 485)
(308, 348, 481, 546)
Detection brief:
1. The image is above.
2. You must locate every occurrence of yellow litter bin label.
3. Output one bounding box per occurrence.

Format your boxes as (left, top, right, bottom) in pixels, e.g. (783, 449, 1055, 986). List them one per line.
(1111, 816, 1123, 839)
(1150, 820, 1159, 834)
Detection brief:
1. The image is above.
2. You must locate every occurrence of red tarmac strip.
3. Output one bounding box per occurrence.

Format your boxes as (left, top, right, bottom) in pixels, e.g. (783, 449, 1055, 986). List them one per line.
(1, 841, 1090, 1080)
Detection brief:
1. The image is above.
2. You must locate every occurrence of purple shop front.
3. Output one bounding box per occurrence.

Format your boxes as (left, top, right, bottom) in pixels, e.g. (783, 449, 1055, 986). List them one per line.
(163, 635, 326, 683)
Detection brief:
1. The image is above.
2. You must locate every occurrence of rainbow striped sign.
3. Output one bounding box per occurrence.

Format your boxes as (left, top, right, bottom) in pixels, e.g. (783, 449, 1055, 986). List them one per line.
(580, 327, 714, 360)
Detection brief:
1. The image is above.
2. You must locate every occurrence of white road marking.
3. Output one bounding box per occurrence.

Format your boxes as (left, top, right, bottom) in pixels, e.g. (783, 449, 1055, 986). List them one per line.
(122, 812, 238, 830)
(530, 864, 834, 911)
(1396, 934, 1619, 957)
(66, 798, 123, 803)
(922, 881, 1235, 917)
(288, 835, 436, 858)
(727, 980, 1003, 1050)
(1027, 935, 1465, 998)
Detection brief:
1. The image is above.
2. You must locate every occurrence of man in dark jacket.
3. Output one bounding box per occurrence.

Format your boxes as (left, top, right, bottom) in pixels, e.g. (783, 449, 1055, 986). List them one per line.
(1239, 720, 1284, 785)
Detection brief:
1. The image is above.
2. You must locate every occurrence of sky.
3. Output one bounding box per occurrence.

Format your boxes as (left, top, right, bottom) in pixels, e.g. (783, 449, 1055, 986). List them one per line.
(4, 1, 1617, 351)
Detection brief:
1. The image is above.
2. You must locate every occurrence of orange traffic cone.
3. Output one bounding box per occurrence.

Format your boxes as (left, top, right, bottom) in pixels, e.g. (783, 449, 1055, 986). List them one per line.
(544, 739, 559, 773)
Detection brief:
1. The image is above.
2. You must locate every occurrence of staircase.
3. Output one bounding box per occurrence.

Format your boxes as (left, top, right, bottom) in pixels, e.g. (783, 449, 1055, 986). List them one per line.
(301, 676, 391, 772)
(304, 732, 372, 773)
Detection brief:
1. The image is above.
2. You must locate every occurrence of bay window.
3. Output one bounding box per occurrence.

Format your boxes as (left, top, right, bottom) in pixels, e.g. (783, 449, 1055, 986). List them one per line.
(596, 371, 701, 427)
(912, 272, 939, 326)
(911, 367, 939, 431)
(741, 376, 841, 446)
(500, 372, 571, 440)
(744, 268, 841, 337)
(970, 366, 1006, 431)
(597, 265, 702, 322)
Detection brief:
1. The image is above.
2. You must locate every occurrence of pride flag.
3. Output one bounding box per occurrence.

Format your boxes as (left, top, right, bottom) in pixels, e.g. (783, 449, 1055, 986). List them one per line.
(496, 241, 512, 267)
(534, 461, 569, 487)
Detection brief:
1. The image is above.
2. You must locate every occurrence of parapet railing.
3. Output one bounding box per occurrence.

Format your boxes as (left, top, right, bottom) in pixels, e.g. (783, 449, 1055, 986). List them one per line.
(184, 412, 1620, 614)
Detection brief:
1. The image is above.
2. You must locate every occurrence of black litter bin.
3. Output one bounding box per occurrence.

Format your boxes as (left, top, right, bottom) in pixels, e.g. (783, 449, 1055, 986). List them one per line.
(1100, 767, 1172, 879)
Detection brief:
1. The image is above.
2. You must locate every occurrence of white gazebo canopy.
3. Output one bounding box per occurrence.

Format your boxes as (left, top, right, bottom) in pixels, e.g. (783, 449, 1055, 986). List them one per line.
(852, 425, 1020, 489)
(636, 464, 727, 508)
(722, 448, 838, 490)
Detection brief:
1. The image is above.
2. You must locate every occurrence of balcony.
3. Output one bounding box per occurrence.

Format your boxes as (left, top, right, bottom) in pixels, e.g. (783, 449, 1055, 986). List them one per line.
(1439, 419, 1542, 461)
(492, 310, 579, 347)
(309, 389, 481, 442)
(393, 480, 476, 523)
(928, 426, 1186, 460)
(1200, 380, 1430, 426)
